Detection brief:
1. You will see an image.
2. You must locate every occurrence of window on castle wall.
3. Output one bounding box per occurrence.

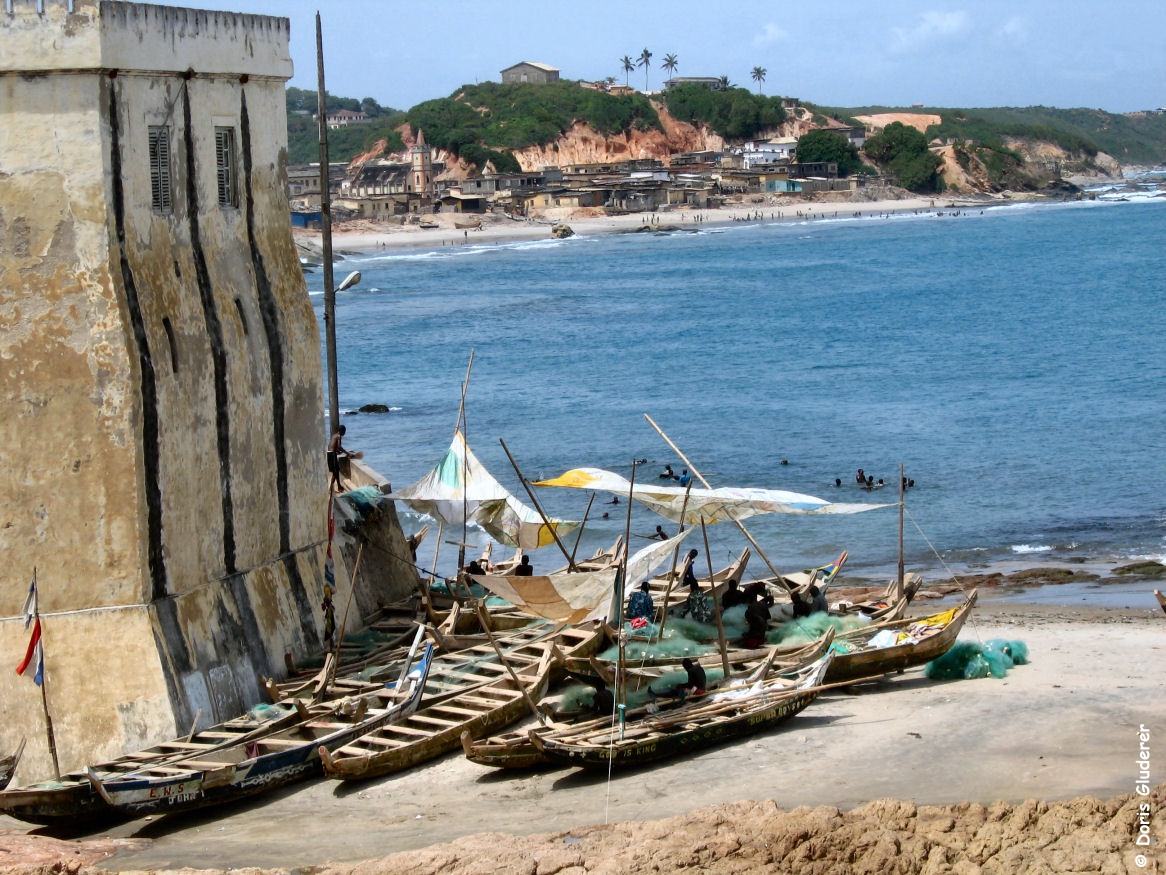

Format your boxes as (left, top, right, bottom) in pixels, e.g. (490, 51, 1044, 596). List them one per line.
(215, 127, 238, 207)
(148, 126, 172, 213)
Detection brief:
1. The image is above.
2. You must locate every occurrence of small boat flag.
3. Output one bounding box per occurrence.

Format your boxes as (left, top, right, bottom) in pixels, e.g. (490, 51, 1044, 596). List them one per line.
(15, 580, 44, 686)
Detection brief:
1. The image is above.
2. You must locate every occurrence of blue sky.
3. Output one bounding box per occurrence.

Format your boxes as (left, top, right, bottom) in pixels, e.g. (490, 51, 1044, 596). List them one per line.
(178, 1, 1163, 113)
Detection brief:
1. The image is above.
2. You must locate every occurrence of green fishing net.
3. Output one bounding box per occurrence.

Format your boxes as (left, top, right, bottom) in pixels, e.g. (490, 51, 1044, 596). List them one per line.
(557, 663, 731, 713)
(924, 639, 1029, 680)
(769, 612, 872, 647)
(248, 702, 294, 722)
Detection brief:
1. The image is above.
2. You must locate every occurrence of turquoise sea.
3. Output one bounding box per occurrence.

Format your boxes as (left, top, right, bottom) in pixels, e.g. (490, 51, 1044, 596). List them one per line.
(306, 192, 1166, 587)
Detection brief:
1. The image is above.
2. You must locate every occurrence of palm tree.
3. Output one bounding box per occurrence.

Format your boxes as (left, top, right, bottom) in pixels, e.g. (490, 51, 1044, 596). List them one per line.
(637, 48, 653, 91)
(620, 55, 635, 86)
(751, 66, 767, 95)
(661, 53, 679, 86)
(718, 74, 731, 90)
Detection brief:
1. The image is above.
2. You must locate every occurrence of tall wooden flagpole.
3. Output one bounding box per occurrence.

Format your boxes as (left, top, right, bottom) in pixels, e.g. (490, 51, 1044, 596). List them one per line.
(316, 13, 339, 439)
(28, 569, 60, 779)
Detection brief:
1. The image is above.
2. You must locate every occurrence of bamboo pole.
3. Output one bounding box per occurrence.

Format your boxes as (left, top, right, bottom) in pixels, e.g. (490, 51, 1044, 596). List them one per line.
(897, 463, 905, 603)
(568, 493, 595, 566)
(615, 458, 641, 740)
(29, 569, 60, 779)
(701, 519, 732, 683)
(654, 480, 693, 640)
(427, 520, 443, 586)
(643, 413, 792, 590)
(455, 350, 475, 575)
(317, 540, 365, 702)
(498, 438, 576, 570)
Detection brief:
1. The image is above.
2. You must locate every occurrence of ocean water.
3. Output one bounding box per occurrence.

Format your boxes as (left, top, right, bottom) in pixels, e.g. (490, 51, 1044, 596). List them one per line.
(307, 195, 1166, 585)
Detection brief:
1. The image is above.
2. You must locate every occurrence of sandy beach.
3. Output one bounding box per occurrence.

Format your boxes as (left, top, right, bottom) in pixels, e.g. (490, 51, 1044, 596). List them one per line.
(295, 192, 1015, 259)
(2, 585, 1162, 873)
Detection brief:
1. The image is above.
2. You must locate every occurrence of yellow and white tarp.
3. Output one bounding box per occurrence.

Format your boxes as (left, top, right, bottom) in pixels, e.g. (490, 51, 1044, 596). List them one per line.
(469, 531, 690, 624)
(534, 467, 890, 524)
(389, 430, 578, 550)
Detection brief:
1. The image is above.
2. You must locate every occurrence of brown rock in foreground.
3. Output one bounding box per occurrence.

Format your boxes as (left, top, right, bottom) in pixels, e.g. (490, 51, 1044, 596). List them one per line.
(6, 785, 1159, 874)
(334, 787, 1163, 875)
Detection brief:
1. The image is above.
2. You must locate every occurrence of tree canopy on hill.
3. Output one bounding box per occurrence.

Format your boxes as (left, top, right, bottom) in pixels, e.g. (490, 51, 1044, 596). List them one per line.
(863, 122, 943, 193)
(409, 81, 662, 153)
(662, 83, 786, 140)
(820, 104, 1166, 166)
(285, 88, 407, 164)
(793, 129, 870, 176)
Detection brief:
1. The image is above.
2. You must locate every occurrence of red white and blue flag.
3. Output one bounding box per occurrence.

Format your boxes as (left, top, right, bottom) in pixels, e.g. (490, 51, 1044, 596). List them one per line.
(15, 580, 44, 686)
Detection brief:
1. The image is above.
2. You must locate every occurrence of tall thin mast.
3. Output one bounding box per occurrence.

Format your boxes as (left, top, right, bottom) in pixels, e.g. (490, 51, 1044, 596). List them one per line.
(897, 463, 905, 602)
(26, 569, 60, 779)
(316, 13, 339, 438)
(456, 351, 475, 574)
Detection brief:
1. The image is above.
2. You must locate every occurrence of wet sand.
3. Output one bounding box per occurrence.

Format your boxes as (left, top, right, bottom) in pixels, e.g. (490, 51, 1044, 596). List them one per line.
(5, 592, 1161, 872)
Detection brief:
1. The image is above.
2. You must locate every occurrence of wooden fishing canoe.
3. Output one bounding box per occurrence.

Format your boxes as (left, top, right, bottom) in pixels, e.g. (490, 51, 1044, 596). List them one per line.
(563, 627, 833, 691)
(318, 622, 603, 780)
(320, 644, 555, 782)
(526, 652, 832, 771)
(0, 738, 25, 792)
(828, 573, 922, 621)
(84, 643, 434, 820)
(0, 671, 396, 827)
(567, 593, 974, 689)
(1156, 590, 1166, 614)
(639, 549, 751, 612)
(463, 630, 834, 770)
(825, 590, 977, 684)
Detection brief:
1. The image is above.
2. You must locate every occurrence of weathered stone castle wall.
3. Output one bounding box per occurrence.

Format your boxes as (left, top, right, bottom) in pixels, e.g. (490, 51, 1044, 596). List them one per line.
(0, 1, 398, 782)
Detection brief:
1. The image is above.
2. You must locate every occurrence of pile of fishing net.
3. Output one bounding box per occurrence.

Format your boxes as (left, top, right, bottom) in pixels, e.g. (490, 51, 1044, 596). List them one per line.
(333, 485, 388, 534)
(606, 606, 872, 659)
(925, 639, 1029, 680)
(557, 664, 730, 714)
(248, 702, 295, 723)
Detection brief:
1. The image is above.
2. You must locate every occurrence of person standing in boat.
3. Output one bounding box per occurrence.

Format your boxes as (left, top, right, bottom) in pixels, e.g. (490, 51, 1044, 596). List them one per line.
(514, 554, 533, 576)
(680, 658, 706, 695)
(741, 590, 773, 648)
(720, 578, 747, 610)
(674, 553, 713, 623)
(627, 581, 655, 622)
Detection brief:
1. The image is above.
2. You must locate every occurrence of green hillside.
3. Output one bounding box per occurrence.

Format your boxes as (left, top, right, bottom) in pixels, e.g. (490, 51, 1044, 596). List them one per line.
(286, 81, 787, 167)
(816, 104, 1166, 166)
(286, 85, 1166, 170)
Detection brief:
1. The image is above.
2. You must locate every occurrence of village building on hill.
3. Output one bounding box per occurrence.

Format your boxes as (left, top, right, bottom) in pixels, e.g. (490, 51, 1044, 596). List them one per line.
(500, 61, 560, 85)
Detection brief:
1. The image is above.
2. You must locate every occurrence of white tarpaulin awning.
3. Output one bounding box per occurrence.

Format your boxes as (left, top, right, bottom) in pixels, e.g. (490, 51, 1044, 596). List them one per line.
(388, 430, 579, 550)
(469, 531, 690, 623)
(534, 467, 890, 524)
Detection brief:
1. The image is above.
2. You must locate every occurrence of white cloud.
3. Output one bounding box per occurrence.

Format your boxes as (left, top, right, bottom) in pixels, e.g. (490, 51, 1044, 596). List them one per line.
(890, 10, 971, 52)
(753, 22, 788, 47)
(998, 16, 1028, 43)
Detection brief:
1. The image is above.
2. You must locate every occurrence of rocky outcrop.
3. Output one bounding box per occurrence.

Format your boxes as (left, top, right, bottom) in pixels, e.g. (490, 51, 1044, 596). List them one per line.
(18, 785, 1155, 874)
(508, 102, 726, 170)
